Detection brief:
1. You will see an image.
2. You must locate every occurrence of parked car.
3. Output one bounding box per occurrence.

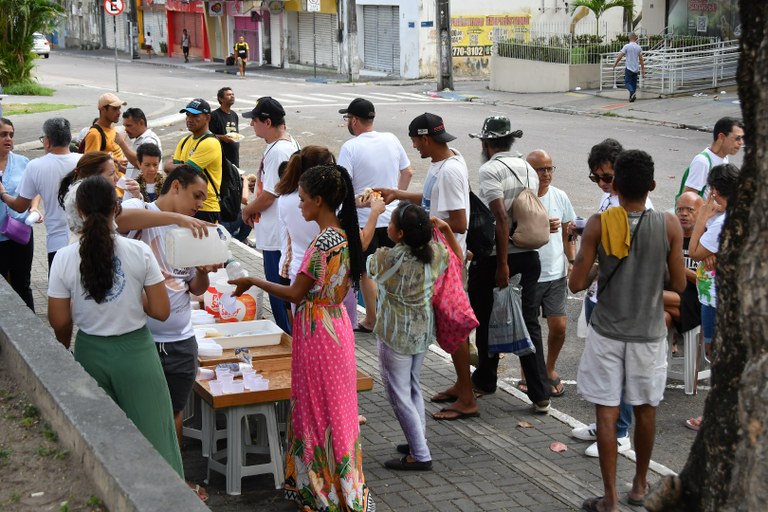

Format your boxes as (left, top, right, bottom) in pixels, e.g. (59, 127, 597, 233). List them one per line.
(33, 32, 50, 58)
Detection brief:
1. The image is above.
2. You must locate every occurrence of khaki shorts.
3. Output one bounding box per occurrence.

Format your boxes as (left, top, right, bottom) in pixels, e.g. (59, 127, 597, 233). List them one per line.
(577, 326, 667, 407)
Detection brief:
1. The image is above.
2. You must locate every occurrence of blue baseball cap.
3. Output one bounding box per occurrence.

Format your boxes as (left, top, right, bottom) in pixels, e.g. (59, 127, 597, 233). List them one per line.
(180, 98, 211, 115)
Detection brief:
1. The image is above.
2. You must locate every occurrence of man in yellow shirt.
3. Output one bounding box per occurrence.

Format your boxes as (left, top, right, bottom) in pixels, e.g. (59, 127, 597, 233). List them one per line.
(165, 98, 222, 222)
(83, 93, 128, 169)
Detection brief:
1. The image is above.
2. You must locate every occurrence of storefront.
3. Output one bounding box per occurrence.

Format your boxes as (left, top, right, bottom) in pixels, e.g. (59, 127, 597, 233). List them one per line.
(286, 0, 338, 69)
(361, 5, 400, 74)
(667, 0, 740, 39)
(166, 0, 209, 60)
(140, 1, 168, 54)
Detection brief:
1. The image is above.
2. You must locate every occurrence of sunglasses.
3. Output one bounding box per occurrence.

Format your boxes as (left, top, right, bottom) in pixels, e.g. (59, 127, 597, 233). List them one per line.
(589, 173, 614, 184)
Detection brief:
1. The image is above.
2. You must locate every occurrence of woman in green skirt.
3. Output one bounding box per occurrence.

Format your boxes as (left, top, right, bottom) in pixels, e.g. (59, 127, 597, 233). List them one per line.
(48, 176, 183, 477)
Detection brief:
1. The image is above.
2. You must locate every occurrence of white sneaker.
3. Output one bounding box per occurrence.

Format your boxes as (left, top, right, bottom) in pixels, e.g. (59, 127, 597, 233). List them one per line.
(571, 424, 597, 441)
(584, 435, 631, 458)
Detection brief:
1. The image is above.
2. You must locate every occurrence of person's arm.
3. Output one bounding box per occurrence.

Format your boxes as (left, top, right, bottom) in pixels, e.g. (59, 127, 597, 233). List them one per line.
(665, 212, 686, 294)
(432, 216, 462, 260)
(685, 267, 697, 285)
(0, 187, 32, 214)
(489, 197, 510, 288)
(82, 127, 102, 154)
(116, 207, 211, 238)
(568, 214, 601, 293)
(360, 196, 385, 251)
(562, 222, 576, 268)
(444, 208, 467, 235)
(48, 297, 73, 349)
(398, 165, 414, 190)
(115, 133, 139, 168)
(143, 281, 170, 321)
(639, 52, 646, 78)
(29, 195, 44, 223)
(613, 51, 625, 68)
(242, 191, 278, 224)
(188, 265, 219, 296)
(688, 196, 722, 261)
(229, 273, 315, 305)
(376, 187, 422, 205)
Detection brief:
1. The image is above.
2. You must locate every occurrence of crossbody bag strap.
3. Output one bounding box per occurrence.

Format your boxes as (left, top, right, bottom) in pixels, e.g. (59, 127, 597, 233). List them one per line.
(376, 251, 407, 283)
(596, 209, 647, 300)
(495, 157, 531, 189)
(191, 134, 220, 199)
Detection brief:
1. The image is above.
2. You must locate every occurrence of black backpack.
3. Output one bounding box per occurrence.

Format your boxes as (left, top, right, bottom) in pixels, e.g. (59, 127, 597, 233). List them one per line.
(77, 124, 106, 153)
(182, 133, 243, 222)
(466, 190, 496, 258)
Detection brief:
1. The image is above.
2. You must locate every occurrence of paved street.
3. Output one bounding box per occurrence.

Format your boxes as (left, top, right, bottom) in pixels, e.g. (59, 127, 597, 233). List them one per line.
(7, 49, 744, 510)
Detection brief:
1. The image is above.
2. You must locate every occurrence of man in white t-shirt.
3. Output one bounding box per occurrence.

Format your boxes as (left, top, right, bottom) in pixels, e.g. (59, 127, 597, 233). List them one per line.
(613, 33, 645, 102)
(679, 117, 744, 200)
(116, 107, 162, 179)
(241, 97, 300, 334)
(379, 112, 476, 421)
(337, 98, 413, 332)
(0, 117, 81, 268)
(524, 149, 575, 398)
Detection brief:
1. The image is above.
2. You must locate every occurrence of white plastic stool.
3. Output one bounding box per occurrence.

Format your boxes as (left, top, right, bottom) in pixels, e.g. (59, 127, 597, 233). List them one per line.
(667, 326, 710, 395)
(205, 401, 284, 495)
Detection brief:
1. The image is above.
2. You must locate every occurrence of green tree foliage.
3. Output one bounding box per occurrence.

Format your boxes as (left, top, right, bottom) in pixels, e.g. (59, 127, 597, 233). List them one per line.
(569, 0, 635, 37)
(0, 0, 63, 86)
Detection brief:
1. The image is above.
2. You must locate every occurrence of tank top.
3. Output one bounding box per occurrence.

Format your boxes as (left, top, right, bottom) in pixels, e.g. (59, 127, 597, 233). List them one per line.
(591, 209, 669, 342)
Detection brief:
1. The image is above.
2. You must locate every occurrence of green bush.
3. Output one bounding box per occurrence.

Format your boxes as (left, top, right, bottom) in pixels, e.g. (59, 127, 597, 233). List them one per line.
(3, 80, 54, 96)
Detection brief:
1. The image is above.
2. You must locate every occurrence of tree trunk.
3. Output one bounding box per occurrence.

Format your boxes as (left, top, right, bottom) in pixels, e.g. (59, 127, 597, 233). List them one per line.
(645, 2, 768, 510)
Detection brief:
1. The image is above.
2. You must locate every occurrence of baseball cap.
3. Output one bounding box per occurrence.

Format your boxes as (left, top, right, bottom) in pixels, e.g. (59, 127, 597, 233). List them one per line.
(242, 96, 285, 121)
(469, 116, 516, 139)
(179, 98, 211, 115)
(98, 93, 126, 109)
(408, 113, 456, 143)
(338, 98, 375, 119)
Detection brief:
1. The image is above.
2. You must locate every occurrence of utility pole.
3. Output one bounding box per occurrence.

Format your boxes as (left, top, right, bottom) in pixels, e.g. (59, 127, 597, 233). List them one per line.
(347, 0, 359, 81)
(436, 0, 453, 90)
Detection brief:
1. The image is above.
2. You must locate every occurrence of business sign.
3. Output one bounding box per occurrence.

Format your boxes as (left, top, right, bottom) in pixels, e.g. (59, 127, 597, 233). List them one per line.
(450, 14, 530, 58)
(307, 0, 321, 13)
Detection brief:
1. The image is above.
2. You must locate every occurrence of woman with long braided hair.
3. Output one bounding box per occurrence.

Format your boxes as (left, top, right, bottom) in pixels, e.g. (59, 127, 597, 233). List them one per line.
(230, 164, 372, 511)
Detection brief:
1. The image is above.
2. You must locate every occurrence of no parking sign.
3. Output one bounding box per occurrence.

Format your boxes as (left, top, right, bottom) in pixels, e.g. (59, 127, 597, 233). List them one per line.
(103, 0, 124, 16)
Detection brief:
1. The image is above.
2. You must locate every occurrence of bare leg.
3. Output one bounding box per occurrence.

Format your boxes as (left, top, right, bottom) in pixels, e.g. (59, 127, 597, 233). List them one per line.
(432, 341, 478, 419)
(359, 274, 376, 330)
(546, 315, 567, 386)
(174, 411, 183, 446)
(595, 404, 620, 512)
(630, 404, 656, 502)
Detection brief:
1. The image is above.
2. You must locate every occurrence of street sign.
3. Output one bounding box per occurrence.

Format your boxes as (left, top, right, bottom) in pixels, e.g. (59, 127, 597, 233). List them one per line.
(104, 0, 124, 16)
(307, 0, 320, 13)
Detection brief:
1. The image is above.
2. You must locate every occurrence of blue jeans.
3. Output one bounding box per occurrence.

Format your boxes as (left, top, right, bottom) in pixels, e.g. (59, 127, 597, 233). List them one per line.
(378, 340, 430, 462)
(263, 250, 291, 334)
(625, 69, 639, 96)
(220, 218, 252, 243)
(701, 304, 717, 344)
(584, 296, 631, 438)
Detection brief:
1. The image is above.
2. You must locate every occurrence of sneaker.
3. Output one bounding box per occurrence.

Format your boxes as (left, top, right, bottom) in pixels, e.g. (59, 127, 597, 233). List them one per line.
(630, 92, 636, 102)
(584, 435, 631, 458)
(571, 424, 598, 441)
(532, 400, 550, 414)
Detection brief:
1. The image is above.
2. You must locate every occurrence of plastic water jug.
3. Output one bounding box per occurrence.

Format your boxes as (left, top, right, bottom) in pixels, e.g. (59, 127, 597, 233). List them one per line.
(165, 225, 231, 268)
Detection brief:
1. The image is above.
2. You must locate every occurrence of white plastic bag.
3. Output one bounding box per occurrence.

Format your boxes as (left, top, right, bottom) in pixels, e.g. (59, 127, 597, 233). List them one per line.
(576, 298, 588, 339)
(488, 274, 535, 356)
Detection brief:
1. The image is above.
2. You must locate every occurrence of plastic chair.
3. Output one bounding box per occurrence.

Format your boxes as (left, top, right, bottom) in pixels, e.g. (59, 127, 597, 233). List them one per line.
(667, 325, 710, 395)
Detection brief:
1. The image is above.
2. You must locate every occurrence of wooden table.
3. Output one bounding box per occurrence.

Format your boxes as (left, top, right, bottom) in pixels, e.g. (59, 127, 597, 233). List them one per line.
(197, 332, 293, 366)
(194, 356, 374, 495)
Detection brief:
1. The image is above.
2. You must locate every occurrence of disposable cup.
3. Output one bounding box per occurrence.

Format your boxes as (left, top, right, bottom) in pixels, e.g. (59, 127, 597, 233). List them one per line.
(209, 381, 224, 395)
(222, 381, 245, 394)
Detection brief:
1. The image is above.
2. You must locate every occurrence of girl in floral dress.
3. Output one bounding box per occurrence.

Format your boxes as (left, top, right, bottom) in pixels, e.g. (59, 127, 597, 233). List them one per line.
(230, 164, 373, 511)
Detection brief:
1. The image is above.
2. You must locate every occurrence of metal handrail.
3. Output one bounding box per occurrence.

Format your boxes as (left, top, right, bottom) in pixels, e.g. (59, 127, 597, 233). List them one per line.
(600, 40, 739, 95)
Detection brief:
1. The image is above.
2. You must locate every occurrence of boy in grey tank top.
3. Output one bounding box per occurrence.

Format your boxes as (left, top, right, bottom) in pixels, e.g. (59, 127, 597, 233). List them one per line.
(568, 150, 686, 512)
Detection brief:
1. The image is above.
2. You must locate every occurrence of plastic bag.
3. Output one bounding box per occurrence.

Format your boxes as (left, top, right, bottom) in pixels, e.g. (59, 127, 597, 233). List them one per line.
(488, 274, 535, 356)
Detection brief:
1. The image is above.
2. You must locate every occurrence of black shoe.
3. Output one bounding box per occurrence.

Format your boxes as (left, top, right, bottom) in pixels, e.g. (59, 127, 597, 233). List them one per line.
(396, 444, 409, 455)
(629, 92, 636, 102)
(384, 456, 432, 471)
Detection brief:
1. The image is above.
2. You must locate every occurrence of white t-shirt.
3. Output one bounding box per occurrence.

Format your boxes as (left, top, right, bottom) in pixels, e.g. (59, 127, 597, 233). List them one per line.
(123, 199, 196, 342)
(620, 41, 643, 73)
(277, 191, 320, 281)
(337, 131, 411, 227)
(17, 152, 82, 253)
(538, 186, 576, 282)
(421, 149, 470, 255)
(253, 137, 300, 251)
(125, 128, 162, 179)
(684, 148, 727, 199)
(48, 236, 164, 336)
(697, 212, 724, 308)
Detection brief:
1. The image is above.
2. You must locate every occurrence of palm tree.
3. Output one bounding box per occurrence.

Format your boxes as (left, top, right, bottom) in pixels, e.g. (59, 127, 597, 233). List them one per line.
(569, 0, 635, 38)
(0, 0, 63, 85)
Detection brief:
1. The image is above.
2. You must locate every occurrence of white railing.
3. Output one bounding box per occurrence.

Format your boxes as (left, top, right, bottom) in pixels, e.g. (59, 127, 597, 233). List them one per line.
(600, 40, 740, 95)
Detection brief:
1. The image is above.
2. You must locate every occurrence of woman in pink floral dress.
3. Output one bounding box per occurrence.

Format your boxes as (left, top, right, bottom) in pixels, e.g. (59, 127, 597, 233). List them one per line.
(230, 164, 373, 511)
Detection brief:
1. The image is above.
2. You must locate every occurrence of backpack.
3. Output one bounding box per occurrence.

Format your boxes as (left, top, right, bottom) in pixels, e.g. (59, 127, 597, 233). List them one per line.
(77, 124, 106, 153)
(182, 134, 243, 222)
(676, 151, 711, 200)
(496, 158, 550, 250)
(466, 189, 496, 258)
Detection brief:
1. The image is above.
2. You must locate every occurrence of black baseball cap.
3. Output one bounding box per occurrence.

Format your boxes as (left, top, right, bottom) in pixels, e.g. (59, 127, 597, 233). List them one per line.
(408, 113, 456, 143)
(339, 98, 375, 119)
(242, 96, 285, 122)
(179, 98, 211, 115)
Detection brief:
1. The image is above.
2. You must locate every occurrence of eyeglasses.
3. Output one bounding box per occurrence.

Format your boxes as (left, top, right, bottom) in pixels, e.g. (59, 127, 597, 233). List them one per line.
(589, 173, 614, 184)
(39, 135, 46, 143)
(730, 135, 744, 142)
(342, 115, 351, 121)
(535, 166, 556, 174)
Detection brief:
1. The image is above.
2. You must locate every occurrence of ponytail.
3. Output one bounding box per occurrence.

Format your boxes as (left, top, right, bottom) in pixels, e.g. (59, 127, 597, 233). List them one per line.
(76, 176, 118, 303)
(336, 165, 363, 287)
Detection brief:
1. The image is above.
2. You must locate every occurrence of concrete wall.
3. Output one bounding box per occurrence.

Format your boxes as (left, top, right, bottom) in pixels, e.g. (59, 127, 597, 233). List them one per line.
(641, 0, 666, 36)
(0, 284, 209, 512)
(490, 54, 599, 92)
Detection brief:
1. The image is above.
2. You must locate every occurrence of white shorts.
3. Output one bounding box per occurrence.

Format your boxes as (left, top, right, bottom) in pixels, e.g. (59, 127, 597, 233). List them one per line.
(577, 325, 667, 407)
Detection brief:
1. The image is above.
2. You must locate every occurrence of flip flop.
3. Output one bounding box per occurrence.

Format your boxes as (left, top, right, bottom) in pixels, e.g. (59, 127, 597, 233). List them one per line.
(432, 407, 480, 421)
(188, 482, 209, 502)
(516, 380, 528, 393)
(684, 417, 702, 431)
(430, 392, 458, 403)
(353, 324, 373, 333)
(581, 496, 605, 512)
(627, 494, 645, 506)
(473, 388, 494, 399)
(550, 377, 566, 397)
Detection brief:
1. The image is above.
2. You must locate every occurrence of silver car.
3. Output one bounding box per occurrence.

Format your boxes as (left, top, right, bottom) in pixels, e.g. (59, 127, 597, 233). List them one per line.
(33, 32, 50, 58)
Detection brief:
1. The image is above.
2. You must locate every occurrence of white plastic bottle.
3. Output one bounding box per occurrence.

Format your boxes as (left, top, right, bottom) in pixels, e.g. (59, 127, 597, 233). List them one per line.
(165, 225, 232, 268)
(225, 254, 249, 280)
(25, 211, 41, 226)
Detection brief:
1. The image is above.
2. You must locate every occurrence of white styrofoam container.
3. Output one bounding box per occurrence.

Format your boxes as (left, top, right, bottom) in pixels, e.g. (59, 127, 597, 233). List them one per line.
(193, 319, 283, 349)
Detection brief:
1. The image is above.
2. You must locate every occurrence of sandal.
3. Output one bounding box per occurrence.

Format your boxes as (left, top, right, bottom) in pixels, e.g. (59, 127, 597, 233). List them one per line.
(188, 482, 209, 502)
(684, 416, 702, 431)
(516, 379, 528, 393)
(430, 391, 458, 403)
(550, 377, 565, 397)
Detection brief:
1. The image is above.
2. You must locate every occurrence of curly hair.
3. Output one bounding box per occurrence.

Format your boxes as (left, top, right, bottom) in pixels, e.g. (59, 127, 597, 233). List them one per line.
(77, 176, 118, 304)
(614, 149, 654, 201)
(275, 145, 335, 196)
(392, 202, 433, 264)
(588, 138, 623, 172)
(707, 163, 740, 202)
(58, 151, 114, 207)
(299, 164, 363, 286)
